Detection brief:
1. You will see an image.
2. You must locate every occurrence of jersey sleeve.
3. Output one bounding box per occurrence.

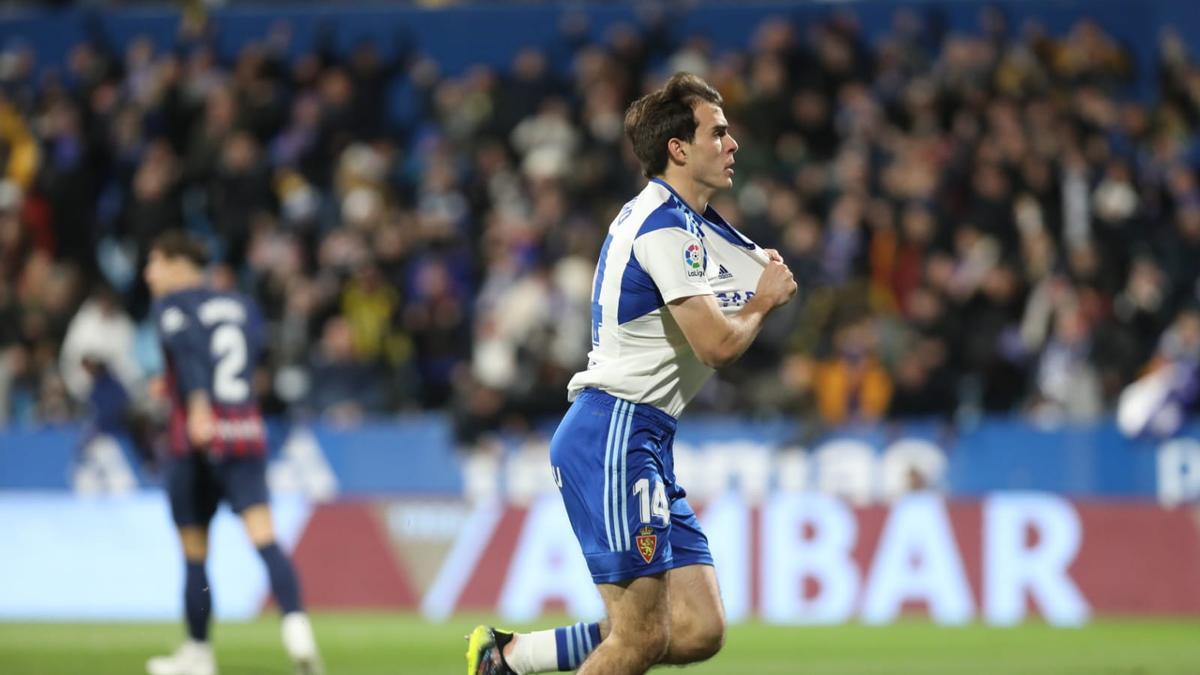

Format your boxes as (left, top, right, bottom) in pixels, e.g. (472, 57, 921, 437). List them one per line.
(154, 301, 210, 396)
(632, 227, 714, 304)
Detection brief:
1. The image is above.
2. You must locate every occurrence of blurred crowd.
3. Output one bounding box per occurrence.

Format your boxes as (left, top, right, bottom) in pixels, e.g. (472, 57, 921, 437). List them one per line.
(2, 5, 1200, 444)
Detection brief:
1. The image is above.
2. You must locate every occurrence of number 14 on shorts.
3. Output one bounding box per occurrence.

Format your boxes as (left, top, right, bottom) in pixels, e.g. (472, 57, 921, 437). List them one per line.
(634, 478, 668, 525)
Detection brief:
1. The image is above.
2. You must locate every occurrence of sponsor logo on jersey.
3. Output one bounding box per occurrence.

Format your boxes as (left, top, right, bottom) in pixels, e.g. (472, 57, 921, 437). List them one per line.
(215, 416, 265, 441)
(683, 241, 705, 278)
(717, 264, 733, 280)
(716, 290, 755, 308)
(636, 526, 657, 563)
(160, 307, 187, 334)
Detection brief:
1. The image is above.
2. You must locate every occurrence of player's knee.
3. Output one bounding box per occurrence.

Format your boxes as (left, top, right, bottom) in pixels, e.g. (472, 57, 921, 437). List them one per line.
(692, 614, 726, 661)
(178, 527, 208, 560)
(675, 612, 725, 662)
(240, 504, 275, 546)
(614, 616, 669, 667)
(637, 623, 671, 666)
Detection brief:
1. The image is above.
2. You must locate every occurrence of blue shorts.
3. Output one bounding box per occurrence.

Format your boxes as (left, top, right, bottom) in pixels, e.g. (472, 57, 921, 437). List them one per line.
(165, 453, 269, 527)
(550, 388, 713, 584)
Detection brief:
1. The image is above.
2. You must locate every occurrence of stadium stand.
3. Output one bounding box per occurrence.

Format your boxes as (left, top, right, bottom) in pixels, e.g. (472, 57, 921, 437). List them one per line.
(0, 0, 1198, 445)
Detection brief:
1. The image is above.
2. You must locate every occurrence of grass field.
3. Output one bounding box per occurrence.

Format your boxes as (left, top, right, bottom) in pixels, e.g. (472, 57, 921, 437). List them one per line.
(2, 614, 1199, 674)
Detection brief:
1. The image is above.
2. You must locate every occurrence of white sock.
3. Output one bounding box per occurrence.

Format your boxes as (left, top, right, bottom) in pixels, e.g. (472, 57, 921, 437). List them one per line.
(281, 611, 318, 660)
(505, 629, 559, 674)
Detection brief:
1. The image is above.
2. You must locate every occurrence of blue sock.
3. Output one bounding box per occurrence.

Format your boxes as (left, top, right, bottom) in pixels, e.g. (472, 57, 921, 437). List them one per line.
(184, 561, 211, 642)
(257, 542, 303, 614)
(554, 622, 602, 671)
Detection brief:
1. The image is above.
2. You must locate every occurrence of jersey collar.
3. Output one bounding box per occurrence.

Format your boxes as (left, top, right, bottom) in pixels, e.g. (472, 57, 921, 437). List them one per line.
(649, 178, 756, 249)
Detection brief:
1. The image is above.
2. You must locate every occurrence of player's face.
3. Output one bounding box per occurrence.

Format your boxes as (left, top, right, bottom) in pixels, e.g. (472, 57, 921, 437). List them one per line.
(143, 249, 174, 298)
(144, 250, 165, 298)
(688, 103, 738, 191)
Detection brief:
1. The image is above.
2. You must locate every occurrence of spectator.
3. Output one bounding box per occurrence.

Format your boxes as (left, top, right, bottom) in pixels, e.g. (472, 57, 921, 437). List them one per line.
(307, 316, 388, 423)
(59, 284, 142, 414)
(1117, 308, 1200, 437)
(814, 315, 893, 425)
(0, 6, 1195, 439)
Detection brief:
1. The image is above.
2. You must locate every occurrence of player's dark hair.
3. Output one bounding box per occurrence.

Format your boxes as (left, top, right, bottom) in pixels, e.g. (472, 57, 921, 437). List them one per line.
(624, 72, 724, 178)
(149, 230, 209, 268)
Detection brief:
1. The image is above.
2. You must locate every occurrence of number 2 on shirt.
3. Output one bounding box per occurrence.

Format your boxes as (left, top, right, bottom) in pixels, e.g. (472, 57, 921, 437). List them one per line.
(211, 324, 250, 403)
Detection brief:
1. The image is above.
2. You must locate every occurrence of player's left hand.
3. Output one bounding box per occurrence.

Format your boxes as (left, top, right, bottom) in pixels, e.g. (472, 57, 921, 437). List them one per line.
(764, 248, 784, 264)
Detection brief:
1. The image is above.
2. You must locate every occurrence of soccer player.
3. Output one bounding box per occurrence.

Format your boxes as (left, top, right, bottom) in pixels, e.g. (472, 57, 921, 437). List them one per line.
(142, 231, 322, 675)
(467, 73, 797, 674)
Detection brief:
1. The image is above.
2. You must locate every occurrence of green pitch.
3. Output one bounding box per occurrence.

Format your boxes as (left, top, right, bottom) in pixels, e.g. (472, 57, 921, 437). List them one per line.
(2, 614, 1199, 674)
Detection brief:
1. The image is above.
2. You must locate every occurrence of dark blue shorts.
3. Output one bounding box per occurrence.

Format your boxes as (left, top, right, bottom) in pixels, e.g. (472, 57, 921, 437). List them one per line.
(165, 453, 269, 527)
(550, 388, 713, 584)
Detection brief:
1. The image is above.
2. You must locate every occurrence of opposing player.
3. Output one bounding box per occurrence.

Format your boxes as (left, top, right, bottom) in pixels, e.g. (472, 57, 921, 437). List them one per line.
(142, 231, 321, 675)
(467, 73, 797, 674)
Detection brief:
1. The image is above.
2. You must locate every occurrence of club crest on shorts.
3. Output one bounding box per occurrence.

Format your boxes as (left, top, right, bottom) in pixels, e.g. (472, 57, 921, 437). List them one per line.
(636, 526, 657, 563)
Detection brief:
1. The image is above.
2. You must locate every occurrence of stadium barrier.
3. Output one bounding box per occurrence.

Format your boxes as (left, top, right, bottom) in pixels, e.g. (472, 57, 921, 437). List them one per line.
(2, 491, 1199, 623)
(3, 418, 1198, 500)
(1, 418, 1199, 622)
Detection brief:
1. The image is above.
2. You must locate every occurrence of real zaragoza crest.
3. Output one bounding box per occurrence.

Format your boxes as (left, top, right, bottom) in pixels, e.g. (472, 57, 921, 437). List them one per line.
(636, 526, 657, 563)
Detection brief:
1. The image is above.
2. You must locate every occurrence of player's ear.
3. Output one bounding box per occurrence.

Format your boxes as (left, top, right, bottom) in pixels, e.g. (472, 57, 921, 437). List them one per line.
(667, 137, 688, 165)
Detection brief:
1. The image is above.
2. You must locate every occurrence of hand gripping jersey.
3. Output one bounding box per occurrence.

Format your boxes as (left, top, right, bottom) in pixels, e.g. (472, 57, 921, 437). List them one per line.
(153, 288, 267, 457)
(567, 178, 767, 417)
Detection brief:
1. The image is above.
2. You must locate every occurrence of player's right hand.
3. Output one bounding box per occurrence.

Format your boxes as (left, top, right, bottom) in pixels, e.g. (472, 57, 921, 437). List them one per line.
(756, 258, 798, 308)
(186, 394, 216, 449)
(146, 375, 166, 400)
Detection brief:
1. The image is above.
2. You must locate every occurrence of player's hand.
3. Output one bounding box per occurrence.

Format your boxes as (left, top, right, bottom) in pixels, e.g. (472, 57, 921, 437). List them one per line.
(187, 394, 216, 449)
(146, 375, 166, 400)
(764, 248, 784, 264)
(755, 258, 798, 308)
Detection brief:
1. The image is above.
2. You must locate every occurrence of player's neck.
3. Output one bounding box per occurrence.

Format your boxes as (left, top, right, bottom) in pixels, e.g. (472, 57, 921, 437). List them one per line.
(162, 273, 205, 296)
(656, 174, 714, 217)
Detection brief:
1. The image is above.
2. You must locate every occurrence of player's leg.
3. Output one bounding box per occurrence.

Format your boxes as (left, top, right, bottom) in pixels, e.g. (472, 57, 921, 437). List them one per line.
(468, 395, 620, 674)
(657, 495, 725, 664)
(179, 526, 214, 645)
(239, 504, 304, 614)
(147, 455, 218, 675)
(468, 620, 608, 675)
(226, 457, 320, 674)
(474, 578, 675, 674)
(661, 564, 726, 664)
(653, 417, 726, 666)
(577, 575, 669, 674)
(562, 394, 674, 673)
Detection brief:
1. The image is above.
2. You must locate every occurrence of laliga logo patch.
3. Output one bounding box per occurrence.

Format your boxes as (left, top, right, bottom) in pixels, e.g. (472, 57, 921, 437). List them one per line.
(636, 526, 657, 563)
(683, 240, 705, 278)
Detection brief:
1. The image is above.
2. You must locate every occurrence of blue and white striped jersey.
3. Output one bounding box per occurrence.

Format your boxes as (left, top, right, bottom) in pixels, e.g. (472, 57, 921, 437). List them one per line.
(567, 178, 767, 417)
